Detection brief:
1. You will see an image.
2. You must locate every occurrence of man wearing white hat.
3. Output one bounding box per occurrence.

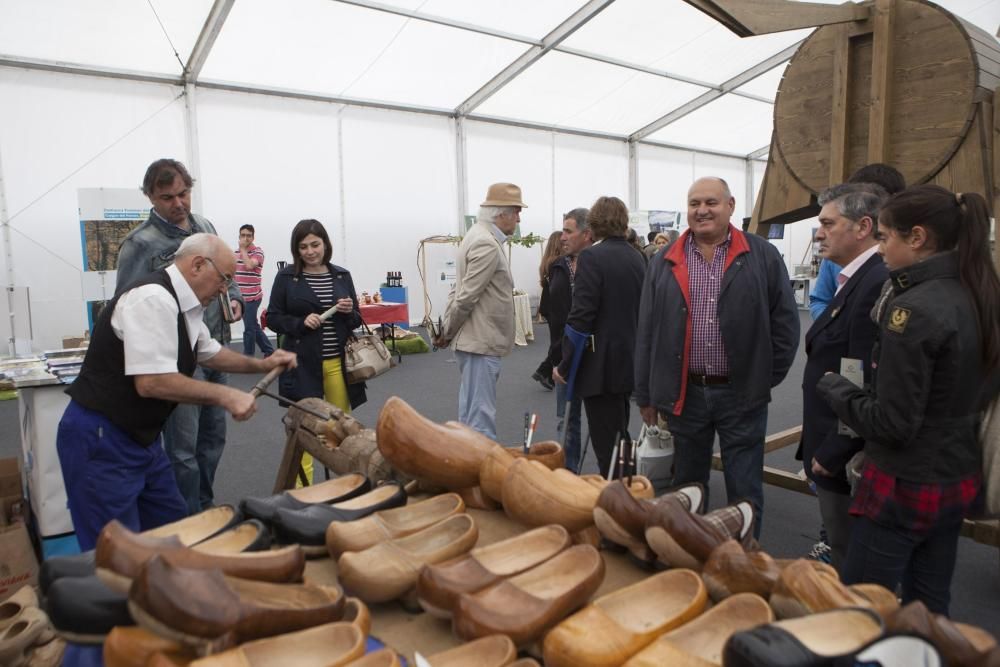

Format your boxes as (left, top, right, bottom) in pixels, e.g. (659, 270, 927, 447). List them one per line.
(433, 183, 524, 440)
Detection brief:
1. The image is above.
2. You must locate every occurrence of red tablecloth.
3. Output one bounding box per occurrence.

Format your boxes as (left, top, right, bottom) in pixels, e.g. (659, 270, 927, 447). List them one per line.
(359, 302, 409, 326)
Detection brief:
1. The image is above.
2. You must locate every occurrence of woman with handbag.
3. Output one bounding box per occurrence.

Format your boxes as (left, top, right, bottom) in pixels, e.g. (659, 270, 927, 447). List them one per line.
(818, 185, 1000, 615)
(267, 219, 367, 485)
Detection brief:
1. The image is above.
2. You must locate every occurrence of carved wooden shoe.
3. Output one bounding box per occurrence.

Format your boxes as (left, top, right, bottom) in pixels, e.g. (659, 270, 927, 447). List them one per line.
(888, 600, 997, 667)
(501, 460, 601, 533)
(543, 568, 708, 667)
(143, 505, 242, 545)
(376, 396, 497, 489)
(769, 559, 872, 619)
(424, 635, 516, 667)
(128, 554, 345, 651)
(848, 583, 900, 619)
(0, 606, 56, 667)
(273, 483, 408, 549)
(722, 607, 884, 667)
(645, 497, 754, 570)
(0, 586, 38, 631)
(625, 592, 775, 666)
(479, 444, 565, 503)
(240, 474, 370, 524)
(103, 626, 194, 667)
(593, 482, 703, 562)
(581, 474, 655, 499)
(337, 514, 479, 603)
(416, 524, 571, 619)
(95, 520, 305, 594)
(453, 544, 605, 647)
(185, 622, 365, 666)
(344, 649, 401, 667)
(325, 493, 466, 557)
(702, 539, 782, 601)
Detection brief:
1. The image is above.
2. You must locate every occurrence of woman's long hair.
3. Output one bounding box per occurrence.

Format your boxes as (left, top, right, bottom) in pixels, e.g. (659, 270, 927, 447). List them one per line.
(538, 230, 563, 287)
(880, 185, 1000, 370)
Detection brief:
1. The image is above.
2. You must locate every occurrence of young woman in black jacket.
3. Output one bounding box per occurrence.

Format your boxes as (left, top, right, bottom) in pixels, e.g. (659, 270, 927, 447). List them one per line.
(818, 185, 1000, 615)
(267, 219, 366, 484)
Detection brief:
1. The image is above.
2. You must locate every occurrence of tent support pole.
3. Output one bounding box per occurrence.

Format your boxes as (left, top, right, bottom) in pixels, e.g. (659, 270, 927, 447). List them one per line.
(0, 146, 15, 356)
(455, 117, 469, 234)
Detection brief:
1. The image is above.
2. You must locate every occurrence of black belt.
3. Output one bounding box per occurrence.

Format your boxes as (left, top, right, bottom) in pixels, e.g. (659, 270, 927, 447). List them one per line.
(688, 373, 730, 386)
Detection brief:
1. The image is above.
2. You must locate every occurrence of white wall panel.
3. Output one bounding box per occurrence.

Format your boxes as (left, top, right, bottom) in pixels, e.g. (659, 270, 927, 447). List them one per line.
(553, 133, 629, 217)
(635, 143, 696, 213)
(196, 87, 342, 338)
(340, 107, 458, 326)
(0, 69, 186, 350)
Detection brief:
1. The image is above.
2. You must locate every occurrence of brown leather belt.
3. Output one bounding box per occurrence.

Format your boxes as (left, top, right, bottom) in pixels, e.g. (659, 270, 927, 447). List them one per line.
(688, 373, 730, 386)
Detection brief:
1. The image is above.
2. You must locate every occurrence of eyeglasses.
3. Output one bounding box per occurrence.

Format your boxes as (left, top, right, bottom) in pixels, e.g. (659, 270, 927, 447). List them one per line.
(203, 257, 233, 287)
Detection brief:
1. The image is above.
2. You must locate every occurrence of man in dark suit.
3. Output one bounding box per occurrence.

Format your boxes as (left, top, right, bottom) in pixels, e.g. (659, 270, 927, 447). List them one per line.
(799, 182, 889, 570)
(554, 197, 646, 477)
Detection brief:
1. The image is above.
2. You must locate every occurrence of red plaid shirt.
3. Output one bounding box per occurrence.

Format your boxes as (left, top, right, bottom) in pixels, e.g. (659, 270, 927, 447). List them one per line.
(686, 231, 730, 376)
(850, 459, 981, 532)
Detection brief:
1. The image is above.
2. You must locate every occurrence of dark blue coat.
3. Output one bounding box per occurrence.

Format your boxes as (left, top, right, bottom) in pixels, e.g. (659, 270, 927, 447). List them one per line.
(266, 263, 367, 409)
(798, 252, 887, 493)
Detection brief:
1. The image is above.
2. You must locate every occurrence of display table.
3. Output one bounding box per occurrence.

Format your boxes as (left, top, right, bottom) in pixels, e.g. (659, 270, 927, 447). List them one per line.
(513, 293, 534, 346)
(359, 302, 409, 328)
(17, 382, 74, 537)
(303, 506, 647, 662)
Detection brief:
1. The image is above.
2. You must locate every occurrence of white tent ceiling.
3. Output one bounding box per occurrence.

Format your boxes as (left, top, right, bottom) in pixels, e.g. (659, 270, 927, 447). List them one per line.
(1, 0, 997, 158)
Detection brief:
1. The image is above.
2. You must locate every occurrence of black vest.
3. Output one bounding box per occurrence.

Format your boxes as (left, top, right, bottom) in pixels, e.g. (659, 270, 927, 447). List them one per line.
(67, 269, 197, 445)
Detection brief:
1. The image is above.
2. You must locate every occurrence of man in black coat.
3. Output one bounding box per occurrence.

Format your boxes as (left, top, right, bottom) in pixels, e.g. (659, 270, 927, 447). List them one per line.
(799, 182, 889, 569)
(554, 197, 646, 477)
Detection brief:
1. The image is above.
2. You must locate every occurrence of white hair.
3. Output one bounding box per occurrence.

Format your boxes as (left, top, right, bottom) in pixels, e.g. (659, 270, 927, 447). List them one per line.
(175, 233, 227, 258)
(478, 206, 517, 225)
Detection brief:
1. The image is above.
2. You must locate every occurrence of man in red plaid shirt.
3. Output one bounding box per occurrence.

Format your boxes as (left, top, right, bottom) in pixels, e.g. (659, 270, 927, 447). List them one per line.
(635, 177, 800, 538)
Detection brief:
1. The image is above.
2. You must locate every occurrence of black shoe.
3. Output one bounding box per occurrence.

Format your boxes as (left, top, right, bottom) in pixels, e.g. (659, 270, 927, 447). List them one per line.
(40, 551, 97, 595)
(240, 474, 371, 525)
(272, 483, 408, 546)
(45, 575, 132, 644)
(532, 371, 555, 390)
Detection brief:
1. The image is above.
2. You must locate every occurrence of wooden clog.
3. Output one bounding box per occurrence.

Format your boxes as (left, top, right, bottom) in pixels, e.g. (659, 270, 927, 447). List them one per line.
(240, 474, 370, 523)
(416, 524, 571, 618)
(95, 521, 305, 594)
(701, 539, 781, 601)
(103, 626, 193, 667)
(376, 397, 496, 489)
(479, 443, 566, 503)
(0, 586, 38, 631)
(770, 559, 871, 619)
(342, 598, 371, 637)
(186, 622, 364, 666)
(581, 474, 655, 499)
(722, 607, 884, 667)
(888, 600, 997, 666)
(848, 584, 900, 619)
(424, 635, 516, 666)
(501, 460, 600, 533)
(344, 649, 401, 667)
(325, 493, 465, 557)
(645, 497, 754, 570)
(624, 592, 775, 666)
(128, 555, 345, 652)
(593, 482, 703, 562)
(453, 544, 605, 647)
(143, 506, 241, 545)
(338, 514, 479, 603)
(456, 486, 499, 511)
(543, 568, 708, 667)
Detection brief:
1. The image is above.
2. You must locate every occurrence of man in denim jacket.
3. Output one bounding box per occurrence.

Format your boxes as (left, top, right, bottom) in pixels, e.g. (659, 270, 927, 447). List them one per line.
(115, 158, 244, 514)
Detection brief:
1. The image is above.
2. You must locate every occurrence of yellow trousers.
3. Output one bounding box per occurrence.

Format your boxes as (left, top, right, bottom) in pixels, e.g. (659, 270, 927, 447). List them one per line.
(297, 357, 351, 487)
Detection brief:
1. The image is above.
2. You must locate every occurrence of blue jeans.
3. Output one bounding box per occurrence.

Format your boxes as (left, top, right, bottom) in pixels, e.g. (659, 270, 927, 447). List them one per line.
(842, 515, 962, 615)
(242, 298, 274, 356)
(56, 400, 187, 551)
(555, 382, 583, 472)
(669, 383, 768, 538)
(456, 351, 501, 441)
(162, 366, 228, 514)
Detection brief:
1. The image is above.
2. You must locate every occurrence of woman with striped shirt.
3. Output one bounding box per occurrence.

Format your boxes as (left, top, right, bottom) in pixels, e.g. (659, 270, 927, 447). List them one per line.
(267, 219, 367, 484)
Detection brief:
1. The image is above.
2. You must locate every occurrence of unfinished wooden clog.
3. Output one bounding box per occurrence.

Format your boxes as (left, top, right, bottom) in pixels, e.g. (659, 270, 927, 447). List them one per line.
(479, 443, 565, 503)
(143, 506, 241, 545)
(376, 397, 496, 489)
(344, 649, 401, 667)
(624, 592, 774, 666)
(701, 539, 781, 601)
(186, 622, 365, 666)
(456, 486, 499, 511)
(848, 584, 900, 619)
(416, 524, 571, 618)
(103, 626, 193, 667)
(581, 474, 655, 499)
(770, 559, 870, 619)
(325, 493, 465, 557)
(593, 482, 703, 563)
(424, 635, 516, 667)
(501, 460, 600, 533)
(453, 544, 605, 647)
(338, 514, 479, 603)
(645, 497, 754, 570)
(543, 568, 708, 667)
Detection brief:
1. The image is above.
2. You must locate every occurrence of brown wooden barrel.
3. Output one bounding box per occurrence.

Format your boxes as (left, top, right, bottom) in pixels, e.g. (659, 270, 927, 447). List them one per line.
(773, 0, 1000, 194)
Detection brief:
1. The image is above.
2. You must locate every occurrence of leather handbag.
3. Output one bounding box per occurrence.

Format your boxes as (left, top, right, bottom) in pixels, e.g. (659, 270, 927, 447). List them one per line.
(344, 320, 394, 384)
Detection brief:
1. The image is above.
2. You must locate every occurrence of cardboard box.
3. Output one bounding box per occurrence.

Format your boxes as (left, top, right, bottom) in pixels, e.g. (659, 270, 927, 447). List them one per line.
(0, 522, 38, 601)
(62, 335, 89, 349)
(0, 458, 21, 500)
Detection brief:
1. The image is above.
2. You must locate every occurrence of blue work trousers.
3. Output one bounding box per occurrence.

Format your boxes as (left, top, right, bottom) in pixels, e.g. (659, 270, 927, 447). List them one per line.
(456, 350, 501, 441)
(669, 383, 768, 539)
(162, 366, 228, 514)
(56, 400, 187, 551)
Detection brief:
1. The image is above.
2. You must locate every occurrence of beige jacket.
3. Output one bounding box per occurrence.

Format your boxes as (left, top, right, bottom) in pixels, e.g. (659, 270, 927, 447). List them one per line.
(442, 221, 515, 356)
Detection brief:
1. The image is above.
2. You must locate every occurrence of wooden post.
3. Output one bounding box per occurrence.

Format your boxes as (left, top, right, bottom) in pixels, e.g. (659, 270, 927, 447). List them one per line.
(867, 0, 894, 163)
(829, 24, 851, 184)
